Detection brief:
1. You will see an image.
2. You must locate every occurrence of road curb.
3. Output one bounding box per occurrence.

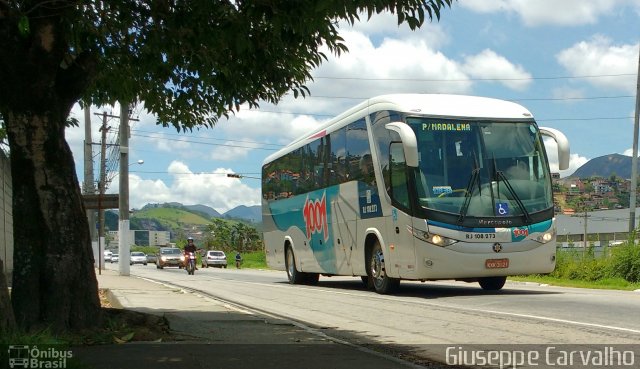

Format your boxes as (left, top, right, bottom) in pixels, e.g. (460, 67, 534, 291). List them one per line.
(104, 289, 124, 309)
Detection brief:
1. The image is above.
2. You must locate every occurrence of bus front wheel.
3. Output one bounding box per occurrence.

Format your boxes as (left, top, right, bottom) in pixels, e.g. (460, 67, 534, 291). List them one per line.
(285, 247, 319, 285)
(285, 247, 303, 284)
(369, 241, 399, 294)
(478, 276, 506, 291)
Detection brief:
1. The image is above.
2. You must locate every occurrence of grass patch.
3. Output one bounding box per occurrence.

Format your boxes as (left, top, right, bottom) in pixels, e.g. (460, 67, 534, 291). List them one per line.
(509, 275, 640, 290)
(513, 240, 640, 291)
(229, 251, 267, 269)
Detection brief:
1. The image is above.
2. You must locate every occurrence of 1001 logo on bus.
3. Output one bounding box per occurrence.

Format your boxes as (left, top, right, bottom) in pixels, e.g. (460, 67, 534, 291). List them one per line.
(303, 193, 328, 241)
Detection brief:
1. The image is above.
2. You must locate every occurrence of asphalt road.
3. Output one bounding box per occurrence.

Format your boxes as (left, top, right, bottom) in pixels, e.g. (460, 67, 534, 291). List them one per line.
(106, 263, 640, 350)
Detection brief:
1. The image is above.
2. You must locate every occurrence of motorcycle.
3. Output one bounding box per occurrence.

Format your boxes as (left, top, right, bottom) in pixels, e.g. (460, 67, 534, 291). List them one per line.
(185, 252, 196, 275)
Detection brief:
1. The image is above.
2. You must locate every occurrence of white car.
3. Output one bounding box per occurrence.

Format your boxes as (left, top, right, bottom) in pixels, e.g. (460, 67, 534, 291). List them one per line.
(103, 250, 113, 262)
(130, 251, 148, 265)
(202, 250, 227, 268)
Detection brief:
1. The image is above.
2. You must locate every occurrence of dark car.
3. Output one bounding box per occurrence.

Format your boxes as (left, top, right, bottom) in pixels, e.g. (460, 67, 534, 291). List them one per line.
(146, 253, 157, 264)
(202, 250, 227, 268)
(156, 247, 184, 269)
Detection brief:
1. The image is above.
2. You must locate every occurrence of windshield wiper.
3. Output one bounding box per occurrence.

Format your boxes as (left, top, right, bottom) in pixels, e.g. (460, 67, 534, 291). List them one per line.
(458, 152, 481, 224)
(493, 161, 532, 223)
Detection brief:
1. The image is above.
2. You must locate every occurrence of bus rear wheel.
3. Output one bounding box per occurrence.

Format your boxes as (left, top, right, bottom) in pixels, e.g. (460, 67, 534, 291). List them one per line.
(369, 241, 399, 294)
(478, 276, 506, 291)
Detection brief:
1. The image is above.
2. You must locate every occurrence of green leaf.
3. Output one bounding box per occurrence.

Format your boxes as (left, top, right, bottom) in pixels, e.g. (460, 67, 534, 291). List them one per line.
(114, 331, 135, 343)
(18, 16, 30, 36)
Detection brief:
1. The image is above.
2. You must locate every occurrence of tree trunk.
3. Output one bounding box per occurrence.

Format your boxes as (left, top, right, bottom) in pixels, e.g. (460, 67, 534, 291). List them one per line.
(0, 258, 16, 333)
(6, 110, 101, 332)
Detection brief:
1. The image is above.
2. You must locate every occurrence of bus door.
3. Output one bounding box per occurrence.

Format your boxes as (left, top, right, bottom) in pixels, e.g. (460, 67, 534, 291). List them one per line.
(333, 185, 358, 275)
(384, 143, 417, 278)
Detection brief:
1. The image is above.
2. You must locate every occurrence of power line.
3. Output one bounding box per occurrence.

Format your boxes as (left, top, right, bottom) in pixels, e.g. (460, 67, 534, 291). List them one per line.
(131, 133, 281, 151)
(130, 170, 261, 176)
(131, 129, 285, 147)
(537, 116, 634, 122)
(312, 73, 636, 82)
(302, 94, 635, 102)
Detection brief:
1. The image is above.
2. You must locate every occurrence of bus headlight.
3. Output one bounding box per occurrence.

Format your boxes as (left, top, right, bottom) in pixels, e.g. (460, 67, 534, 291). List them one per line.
(411, 227, 457, 247)
(429, 234, 458, 247)
(535, 231, 554, 244)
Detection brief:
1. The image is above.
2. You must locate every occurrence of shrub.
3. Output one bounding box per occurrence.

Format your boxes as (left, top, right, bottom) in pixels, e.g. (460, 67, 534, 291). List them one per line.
(608, 243, 640, 283)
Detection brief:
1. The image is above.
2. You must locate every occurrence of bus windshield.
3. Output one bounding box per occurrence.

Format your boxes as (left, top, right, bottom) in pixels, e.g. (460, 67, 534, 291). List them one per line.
(408, 118, 553, 220)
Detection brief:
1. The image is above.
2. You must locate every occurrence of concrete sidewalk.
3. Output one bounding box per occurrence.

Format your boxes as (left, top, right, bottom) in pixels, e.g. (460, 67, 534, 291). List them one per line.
(72, 269, 421, 369)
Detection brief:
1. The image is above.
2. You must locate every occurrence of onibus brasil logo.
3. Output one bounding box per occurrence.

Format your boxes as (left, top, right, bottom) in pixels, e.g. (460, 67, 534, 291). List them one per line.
(7, 345, 72, 368)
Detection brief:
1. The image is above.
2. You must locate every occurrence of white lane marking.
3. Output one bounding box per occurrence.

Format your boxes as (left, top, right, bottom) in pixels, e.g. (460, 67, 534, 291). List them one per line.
(137, 271, 640, 336)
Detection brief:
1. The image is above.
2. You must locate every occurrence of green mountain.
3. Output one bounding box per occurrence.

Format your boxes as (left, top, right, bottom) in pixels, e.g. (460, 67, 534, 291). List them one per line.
(132, 207, 211, 228)
(569, 154, 635, 179)
(105, 207, 211, 233)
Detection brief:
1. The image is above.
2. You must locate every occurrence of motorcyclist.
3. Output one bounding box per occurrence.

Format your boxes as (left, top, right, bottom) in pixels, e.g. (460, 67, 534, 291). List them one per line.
(184, 237, 198, 270)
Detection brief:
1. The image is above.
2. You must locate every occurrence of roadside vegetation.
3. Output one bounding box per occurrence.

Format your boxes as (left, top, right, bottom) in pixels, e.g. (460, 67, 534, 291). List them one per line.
(513, 237, 640, 290)
(232, 251, 267, 269)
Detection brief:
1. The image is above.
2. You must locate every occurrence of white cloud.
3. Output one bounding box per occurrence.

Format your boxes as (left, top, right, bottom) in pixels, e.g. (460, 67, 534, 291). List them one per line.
(459, 0, 640, 26)
(461, 49, 532, 91)
(544, 139, 589, 177)
(112, 161, 261, 213)
(309, 30, 472, 97)
(556, 36, 639, 93)
(346, 11, 450, 49)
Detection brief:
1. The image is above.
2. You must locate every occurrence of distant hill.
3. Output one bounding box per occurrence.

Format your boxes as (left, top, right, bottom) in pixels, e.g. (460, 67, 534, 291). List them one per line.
(142, 202, 221, 219)
(223, 205, 261, 223)
(569, 154, 635, 179)
(185, 204, 221, 218)
(140, 202, 260, 223)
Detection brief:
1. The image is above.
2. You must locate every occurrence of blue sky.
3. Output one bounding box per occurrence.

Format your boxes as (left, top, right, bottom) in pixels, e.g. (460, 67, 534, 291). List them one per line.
(66, 0, 640, 213)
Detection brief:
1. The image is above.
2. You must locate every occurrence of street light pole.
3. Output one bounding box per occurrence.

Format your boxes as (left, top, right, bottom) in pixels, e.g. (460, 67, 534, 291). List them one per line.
(118, 102, 131, 276)
(629, 44, 640, 232)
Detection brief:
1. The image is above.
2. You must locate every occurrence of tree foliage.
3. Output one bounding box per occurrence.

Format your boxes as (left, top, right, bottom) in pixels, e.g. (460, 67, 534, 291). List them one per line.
(207, 219, 261, 251)
(2, 0, 454, 130)
(0, 0, 454, 332)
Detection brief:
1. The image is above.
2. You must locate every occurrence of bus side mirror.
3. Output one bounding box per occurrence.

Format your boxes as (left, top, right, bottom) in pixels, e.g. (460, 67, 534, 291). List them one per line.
(539, 127, 570, 170)
(385, 122, 419, 167)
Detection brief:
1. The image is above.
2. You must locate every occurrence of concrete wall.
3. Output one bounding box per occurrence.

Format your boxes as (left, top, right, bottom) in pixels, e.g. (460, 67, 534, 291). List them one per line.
(0, 151, 13, 284)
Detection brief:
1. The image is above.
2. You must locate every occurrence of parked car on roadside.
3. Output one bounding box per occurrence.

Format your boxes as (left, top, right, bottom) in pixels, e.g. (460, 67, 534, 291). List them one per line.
(103, 250, 113, 262)
(156, 247, 184, 269)
(130, 251, 148, 266)
(202, 250, 227, 268)
(111, 253, 119, 263)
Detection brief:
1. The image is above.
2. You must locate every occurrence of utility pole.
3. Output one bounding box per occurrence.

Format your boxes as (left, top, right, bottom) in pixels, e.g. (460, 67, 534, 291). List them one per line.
(629, 44, 640, 233)
(583, 208, 588, 259)
(83, 105, 97, 263)
(118, 101, 139, 276)
(97, 112, 110, 275)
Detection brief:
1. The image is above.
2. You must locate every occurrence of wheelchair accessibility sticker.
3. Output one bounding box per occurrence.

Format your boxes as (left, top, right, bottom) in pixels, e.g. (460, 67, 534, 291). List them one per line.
(496, 203, 509, 216)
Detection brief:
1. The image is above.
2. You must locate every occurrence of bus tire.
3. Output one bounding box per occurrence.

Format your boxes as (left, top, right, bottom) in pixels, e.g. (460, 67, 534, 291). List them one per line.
(361, 275, 374, 290)
(304, 273, 319, 285)
(369, 240, 399, 294)
(478, 276, 506, 291)
(285, 246, 305, 285)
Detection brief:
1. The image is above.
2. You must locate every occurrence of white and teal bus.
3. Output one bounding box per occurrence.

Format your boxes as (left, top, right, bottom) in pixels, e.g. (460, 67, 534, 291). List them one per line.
(262, 94, 569, 294)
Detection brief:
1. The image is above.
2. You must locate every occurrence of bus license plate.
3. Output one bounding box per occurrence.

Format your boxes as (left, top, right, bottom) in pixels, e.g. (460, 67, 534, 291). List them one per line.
(485, 258, 509, 269)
